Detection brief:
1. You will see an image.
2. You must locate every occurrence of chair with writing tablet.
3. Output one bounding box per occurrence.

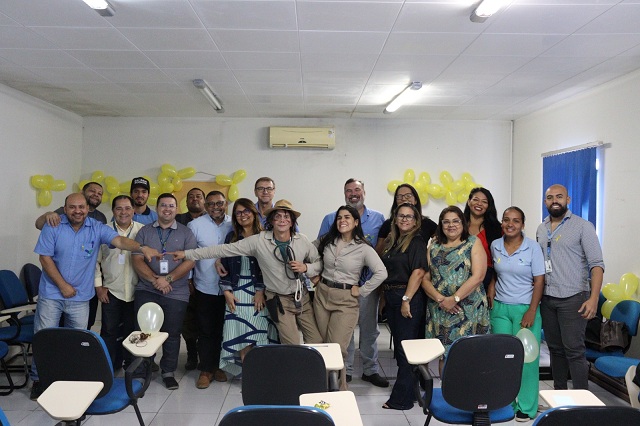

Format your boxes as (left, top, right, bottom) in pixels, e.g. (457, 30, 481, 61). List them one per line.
(532, 406, 640, 426)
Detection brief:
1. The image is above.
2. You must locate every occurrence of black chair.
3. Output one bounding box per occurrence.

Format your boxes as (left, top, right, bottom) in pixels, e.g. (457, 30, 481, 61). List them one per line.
(32, 328, 152, 426)
(20, 263, 41, 303)
(413, 334, 524, 426)
(532, 406, 640, 425)
(242, 345, 330, 405)
(219, 405, 335, 426)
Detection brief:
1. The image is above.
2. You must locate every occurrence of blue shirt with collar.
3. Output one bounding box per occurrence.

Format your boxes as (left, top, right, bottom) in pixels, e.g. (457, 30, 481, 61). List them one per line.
(318, 205, 385, 246)
(35, 215, 118, 301)
(133, 206, 158, 225)
(188, 214, 232, 295)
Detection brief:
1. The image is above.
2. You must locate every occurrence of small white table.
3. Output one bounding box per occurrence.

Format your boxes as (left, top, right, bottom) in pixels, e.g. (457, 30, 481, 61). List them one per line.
(122, 331, 168, 357)
(38, 381, 104, 421)
(539, 389, 605, 408)
(304, 343, 344, 371)
(401, 338, 445, 365)
(300, 390, 363, 426)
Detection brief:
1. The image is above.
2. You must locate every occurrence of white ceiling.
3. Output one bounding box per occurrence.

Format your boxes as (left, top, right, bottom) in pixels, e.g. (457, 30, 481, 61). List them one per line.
(1, 0, 639, 120)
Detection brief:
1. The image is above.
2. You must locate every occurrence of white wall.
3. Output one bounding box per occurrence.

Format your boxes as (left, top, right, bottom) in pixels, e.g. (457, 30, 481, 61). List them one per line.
(81, 117, 513, 237)
(513, 69, 640, 357)
(0, 85, 83, 273)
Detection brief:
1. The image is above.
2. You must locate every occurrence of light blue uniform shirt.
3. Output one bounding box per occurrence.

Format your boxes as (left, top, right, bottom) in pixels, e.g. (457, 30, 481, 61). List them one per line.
(133, 206, 158, 225)
(188, 214, 232, 295)
(318, 206, 385, 246)
(35, 215, 118, 301)
(492, 235, 545, 305)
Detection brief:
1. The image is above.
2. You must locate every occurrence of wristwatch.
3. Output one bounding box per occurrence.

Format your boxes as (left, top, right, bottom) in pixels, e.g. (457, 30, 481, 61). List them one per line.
(402, 295, 411, 302)
(165, 274, 174, 284)
(453, 294, 461, 303)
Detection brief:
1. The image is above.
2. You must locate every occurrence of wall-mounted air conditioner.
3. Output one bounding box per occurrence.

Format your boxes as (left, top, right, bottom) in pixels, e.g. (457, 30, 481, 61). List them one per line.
(269, 126, 335, 149)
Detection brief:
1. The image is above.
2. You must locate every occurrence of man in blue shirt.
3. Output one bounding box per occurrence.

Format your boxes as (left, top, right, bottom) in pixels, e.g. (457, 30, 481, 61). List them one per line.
(131, 177, 158, 225)
(30, 193, 159, 400)
(318, 178, 387, 387)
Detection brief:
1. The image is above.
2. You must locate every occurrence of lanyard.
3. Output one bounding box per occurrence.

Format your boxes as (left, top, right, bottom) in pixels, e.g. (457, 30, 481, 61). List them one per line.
(545, 216, 568, 259)
(114, 222, 133, 238)
(156, 227, 173, 254)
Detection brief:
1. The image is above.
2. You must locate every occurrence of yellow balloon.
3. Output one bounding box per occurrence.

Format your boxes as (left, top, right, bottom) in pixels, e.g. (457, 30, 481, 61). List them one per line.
(620, 273, 639, 298)
(403, 169, 415, 184)
(419, 191, 429, 205)
(148, 196, 158, 206)
(157, 173, 171, 185)
(602, 282, 625, 302)
(445, 190, 457, 205)
(428, 184, 445, 199)
(104, 176, 118, 194)
(466, 182, 479, 193)
(161, 164, 177, 177)
(457, 192, 468, 203)
(419, 172, 431, 185)
(79, 180, 90, 191)
(179, 197, 188, 214)
(160, 182, 174, 193)
(91, 170, 104, 182)
(216, 175, 232, 186)
(173, 177, 183, 191)
(449, 180, 464, 193)
(228, 184, 240, 201)
(102, 193, 110, 204)
(461, 172, 473, 183)
(149, 183, 160, 196)
(30, 175, 46, 189)
(232, 169, 247, 184)
(177, 167, 196, 179)
(387, 180, 402, 193)
(439, 171, 453, 187)
(51, 180, 67, 192)
(37, 190, 52, 207)
(42, 174, 54, 190)
(601, 300, 618, 319)
(120, 182, 131, 193)
(414, 180, 425, 191)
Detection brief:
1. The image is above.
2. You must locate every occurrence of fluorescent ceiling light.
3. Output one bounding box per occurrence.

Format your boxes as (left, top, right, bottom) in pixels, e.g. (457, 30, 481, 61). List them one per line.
(470, 0, 508, 23)
(82, 0, 115, 17)
(193, 79, 224, 113)
(384, 82, 422, 114)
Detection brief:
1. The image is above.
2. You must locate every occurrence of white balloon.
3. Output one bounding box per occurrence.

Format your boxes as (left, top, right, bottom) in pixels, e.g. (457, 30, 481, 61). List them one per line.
(516, 328, 539, 363)
(137, 302, 164, 333)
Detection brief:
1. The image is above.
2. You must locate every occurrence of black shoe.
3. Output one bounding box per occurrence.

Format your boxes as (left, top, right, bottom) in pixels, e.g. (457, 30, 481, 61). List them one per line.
(30, 381, 44, 401)
(515, 410, 530, 422)
(346, 374, 352, 383)
(362, 373, 389, 388)
(163, 376, 179, 390)
(151, 360, 160, 372)
(184, 357, 198, 371)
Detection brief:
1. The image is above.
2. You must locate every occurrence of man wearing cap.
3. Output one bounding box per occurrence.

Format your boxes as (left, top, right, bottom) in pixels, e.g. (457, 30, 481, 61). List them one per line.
(130, 177, 158, 225)
(318, 178, 387, 387)
(172, 200, 322, 345)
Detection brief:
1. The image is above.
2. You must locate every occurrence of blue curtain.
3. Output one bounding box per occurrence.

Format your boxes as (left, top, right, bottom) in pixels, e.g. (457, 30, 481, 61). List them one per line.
(542, 147, 597, 226)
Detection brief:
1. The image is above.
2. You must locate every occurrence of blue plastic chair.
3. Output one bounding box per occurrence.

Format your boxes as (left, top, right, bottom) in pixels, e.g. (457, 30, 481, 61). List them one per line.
(33, 328, 152, 426)
(219, 405, 335, 426)
(0, 405, 10, 425)
(586, 298, 639, 362)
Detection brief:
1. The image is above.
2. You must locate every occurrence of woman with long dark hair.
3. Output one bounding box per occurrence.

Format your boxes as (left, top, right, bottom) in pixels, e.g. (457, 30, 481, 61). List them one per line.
(217, 198, 278, 378)
(314, 205, 387, 390)
(380, 203, 427, 410)
(463, 187, 501, 292)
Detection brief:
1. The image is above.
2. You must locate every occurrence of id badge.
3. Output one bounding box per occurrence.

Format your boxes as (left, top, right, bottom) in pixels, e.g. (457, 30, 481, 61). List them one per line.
(118, 253, 126, 265)
(159, 259, 169, 274)
(545, 260, 552, 274)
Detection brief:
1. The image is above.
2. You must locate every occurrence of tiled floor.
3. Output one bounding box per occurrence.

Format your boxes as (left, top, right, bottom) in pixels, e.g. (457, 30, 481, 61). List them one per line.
(1, 325, 630, 425)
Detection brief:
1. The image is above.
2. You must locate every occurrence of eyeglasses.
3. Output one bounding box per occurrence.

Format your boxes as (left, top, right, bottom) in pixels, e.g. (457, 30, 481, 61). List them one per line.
(442, 219, 462, 226)
(235, 209, 252, 217)
(255, 187, 274, 193)
(205, 201, 225, 207)
(128, 332, 150, 347)
(397, 214, 416, 221)
(159, 203, 176, 209)
(395, 193, 415, 201)
(114, 206, 133, 212)
(470, 197, 489, 206)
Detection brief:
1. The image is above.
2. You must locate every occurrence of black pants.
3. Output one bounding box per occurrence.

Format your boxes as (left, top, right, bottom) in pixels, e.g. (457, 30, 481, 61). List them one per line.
(195, 290, 226, 372)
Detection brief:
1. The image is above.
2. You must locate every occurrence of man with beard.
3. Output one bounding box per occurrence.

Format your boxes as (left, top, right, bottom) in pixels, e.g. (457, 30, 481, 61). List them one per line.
(30, 193, 159, 399)
(175, 187, 207, 370)
(536, 184, 604, 390)
(35, 181, 107, 229)
(187, 191, 232, 388)
(318, 178, 387, 387)
(130, 177, 158, 225)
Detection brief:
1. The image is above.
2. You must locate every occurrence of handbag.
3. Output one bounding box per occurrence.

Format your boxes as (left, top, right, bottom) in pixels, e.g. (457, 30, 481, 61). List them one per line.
(599, 319, 630, 352)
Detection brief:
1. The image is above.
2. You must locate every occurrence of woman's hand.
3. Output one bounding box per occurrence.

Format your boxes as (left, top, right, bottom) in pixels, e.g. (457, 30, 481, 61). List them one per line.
(170, 251, 185, 261)
(224, 290, 238, 313)
(486, 281, 496, 309)
(439, 296, 461, 314)
(520, 308, 536, 328)
(254, 290, 265, 312)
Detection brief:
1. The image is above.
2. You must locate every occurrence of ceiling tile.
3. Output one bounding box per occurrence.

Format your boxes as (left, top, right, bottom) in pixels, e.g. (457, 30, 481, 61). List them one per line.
(118, 28, 218, 51)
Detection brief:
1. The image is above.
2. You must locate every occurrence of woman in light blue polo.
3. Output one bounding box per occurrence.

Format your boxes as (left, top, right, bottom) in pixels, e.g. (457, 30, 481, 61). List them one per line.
(488, 206, 545, 422)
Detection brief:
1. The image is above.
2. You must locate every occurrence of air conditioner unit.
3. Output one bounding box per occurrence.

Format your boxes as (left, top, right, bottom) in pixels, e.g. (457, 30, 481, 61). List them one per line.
(269, 126, 335, 149)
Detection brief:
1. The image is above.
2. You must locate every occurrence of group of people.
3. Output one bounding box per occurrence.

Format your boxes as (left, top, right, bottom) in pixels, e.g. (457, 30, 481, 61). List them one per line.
(28, 174, 604, 422)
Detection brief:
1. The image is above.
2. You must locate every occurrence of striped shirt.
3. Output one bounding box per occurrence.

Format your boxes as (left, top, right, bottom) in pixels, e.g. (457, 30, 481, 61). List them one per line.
(535, 210, 604, 298)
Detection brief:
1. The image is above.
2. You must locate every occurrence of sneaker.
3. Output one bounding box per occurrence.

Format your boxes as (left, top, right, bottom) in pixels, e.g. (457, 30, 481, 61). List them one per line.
(30, 381, 44, 401)
(196, 371, 213, 389)
(361, 373, 389, 388)
(346, 374, 352, 383)
(515, 410, 530, 422)
(163, 376, 179, 390)
(214, 369, 228, 382)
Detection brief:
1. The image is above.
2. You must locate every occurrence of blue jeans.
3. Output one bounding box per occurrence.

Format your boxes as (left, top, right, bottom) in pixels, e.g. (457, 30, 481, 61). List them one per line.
(384, 288, 425, 409)
(134, 290, 188, 376)
(31, 297, 90, 381)
(540, 292, 590, 389)
(100, 291, 135, 369)
(345, 289, 380, 376)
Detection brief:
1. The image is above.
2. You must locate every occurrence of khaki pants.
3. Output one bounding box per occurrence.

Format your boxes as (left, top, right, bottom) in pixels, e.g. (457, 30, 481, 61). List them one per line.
(313, 282, 359, 390)
(265, 290, 322, 345)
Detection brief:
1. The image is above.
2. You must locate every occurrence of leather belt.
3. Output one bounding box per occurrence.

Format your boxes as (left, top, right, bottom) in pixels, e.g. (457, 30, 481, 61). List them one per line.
(321, 278, 354, 290)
